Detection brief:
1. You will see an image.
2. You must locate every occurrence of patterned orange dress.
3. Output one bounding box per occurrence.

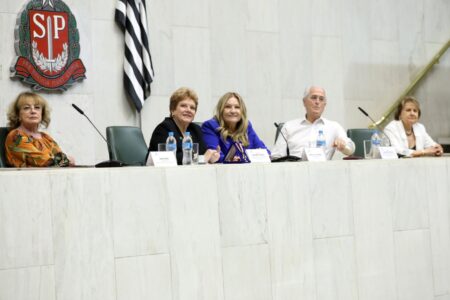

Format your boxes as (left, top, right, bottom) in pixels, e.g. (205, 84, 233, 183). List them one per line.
(5, 128, 70, 167)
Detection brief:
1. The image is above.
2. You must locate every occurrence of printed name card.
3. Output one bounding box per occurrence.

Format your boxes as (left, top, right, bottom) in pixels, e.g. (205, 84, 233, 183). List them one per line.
(302, 147, 327, 162)
(379, 147, 399, 160)
(245, 149, 271, 163)
(146, 151, 177, 167)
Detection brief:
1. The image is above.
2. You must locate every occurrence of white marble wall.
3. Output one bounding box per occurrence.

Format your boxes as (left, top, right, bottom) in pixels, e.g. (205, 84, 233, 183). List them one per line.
(1, 159, 450, 300)
(0, 0, 449, 165)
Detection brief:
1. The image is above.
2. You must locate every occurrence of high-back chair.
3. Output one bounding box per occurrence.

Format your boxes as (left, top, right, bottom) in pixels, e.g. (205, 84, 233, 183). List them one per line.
(347, 128, 376, 158)
(0, 127, 9, 168)
(106, 126, 148, 166)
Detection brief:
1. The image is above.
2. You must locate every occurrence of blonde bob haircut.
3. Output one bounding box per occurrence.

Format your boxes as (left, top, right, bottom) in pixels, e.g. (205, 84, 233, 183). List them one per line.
(214, 92, 249, 146)
(7, 92, 51, 129)
(394, 96, 421, 120)
(169, 87, 198, 114)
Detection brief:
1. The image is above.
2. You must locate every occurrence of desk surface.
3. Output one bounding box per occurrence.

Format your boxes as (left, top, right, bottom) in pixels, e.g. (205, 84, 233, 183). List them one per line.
(1, 158, 450, 300)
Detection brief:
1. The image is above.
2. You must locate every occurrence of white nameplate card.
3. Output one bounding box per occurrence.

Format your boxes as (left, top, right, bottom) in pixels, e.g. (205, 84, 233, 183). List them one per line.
(245, 149, 271, 163)
(302, 147, 327, 162)
(379, 147, 398, 160)
(146, 151, 177, 167)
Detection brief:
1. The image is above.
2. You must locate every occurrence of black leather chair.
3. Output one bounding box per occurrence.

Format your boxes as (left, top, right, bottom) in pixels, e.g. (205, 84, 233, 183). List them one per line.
(0, 127, 9, 168)
(106, 126, 148, 166)
(347, 128, 376, 158)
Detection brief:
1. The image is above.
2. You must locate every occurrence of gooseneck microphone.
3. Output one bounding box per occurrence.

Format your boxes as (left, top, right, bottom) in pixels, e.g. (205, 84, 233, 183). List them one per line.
(271, 122, 301, 162)
(274, 122, 290, 156)
(72, 104, 108, 144)
(71, 103, 84, 115)
(72, 104, 125, 167)
(358, 107, 377, 124)
(357, 107, 391, 146)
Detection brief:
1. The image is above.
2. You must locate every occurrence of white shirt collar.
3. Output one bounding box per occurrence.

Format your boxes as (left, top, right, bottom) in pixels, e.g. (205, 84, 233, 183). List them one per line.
(300, 115, 325, 125)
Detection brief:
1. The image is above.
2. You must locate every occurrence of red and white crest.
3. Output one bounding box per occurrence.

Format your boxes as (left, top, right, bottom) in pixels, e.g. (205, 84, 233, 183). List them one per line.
(11, 0, 86, 91)
(29, 10, 69, 76)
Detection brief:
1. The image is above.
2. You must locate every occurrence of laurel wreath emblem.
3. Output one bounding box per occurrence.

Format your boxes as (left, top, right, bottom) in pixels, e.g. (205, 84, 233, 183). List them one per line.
(12, 0, 85, 91)
(32, 40, 68, 72)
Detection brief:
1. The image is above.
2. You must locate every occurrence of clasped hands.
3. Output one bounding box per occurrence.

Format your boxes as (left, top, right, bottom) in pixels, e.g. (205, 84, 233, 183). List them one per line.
(417, 144, 444, 157)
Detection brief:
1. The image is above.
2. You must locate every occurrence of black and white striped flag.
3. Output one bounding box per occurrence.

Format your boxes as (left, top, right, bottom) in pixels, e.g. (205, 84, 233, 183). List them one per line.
(115, 0, 154, 112)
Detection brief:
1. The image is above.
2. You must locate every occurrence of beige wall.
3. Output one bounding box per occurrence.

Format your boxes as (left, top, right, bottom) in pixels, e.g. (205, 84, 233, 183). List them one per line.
(1, 0, 449, 164)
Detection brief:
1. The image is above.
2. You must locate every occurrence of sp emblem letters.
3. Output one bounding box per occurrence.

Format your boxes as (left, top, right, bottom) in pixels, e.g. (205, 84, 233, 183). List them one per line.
(11, 0, 86, 91)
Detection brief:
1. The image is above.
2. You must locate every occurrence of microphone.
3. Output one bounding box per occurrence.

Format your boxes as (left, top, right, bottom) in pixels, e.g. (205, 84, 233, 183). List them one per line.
(72, 104, 126, 167)
(271, 122, 301, 162)
(72, 104, 108, 144)
(72, 103, 84, 115)
(357, 107, 391, 146)
(357, 107, 376, 124)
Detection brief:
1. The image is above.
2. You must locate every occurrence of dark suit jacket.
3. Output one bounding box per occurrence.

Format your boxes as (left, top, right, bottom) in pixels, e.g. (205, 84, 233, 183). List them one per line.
(146, 117, 207, 165)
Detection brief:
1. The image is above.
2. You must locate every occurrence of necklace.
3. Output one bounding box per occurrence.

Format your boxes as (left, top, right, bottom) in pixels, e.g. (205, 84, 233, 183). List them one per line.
(405, 130, 413, 136)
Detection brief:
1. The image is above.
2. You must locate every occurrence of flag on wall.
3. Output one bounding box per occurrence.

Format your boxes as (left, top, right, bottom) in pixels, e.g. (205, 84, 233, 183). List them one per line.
(115, 0, 154, 112)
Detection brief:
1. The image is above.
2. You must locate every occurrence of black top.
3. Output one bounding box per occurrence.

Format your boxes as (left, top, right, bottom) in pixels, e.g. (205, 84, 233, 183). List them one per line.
(146, 117, 207, 165)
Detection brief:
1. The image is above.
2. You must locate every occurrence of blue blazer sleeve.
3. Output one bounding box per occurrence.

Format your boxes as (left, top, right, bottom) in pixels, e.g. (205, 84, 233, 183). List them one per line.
(247, 122, 270, 154)
(201, 119, 226, 162)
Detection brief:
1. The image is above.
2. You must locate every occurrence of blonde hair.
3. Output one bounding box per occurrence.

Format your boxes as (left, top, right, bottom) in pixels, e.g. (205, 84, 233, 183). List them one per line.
(7, 92, 51, 129)
(214, 92, 249, 146)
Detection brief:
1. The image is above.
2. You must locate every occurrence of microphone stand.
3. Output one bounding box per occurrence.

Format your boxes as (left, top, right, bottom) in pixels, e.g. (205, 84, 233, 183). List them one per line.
(72, 104, 126, 167)
(357, 107, 392, 146)
(271, 122, 301, 162)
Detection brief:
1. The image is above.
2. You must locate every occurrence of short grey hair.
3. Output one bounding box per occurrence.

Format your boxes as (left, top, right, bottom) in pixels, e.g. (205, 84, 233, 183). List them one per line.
(302, 85, 327, 100)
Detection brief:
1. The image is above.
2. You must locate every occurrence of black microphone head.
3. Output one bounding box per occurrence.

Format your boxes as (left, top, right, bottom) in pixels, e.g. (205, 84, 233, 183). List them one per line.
(72, 103, 84, 115)
(274, 122, 279, 128)
(358, 106, 369, 116)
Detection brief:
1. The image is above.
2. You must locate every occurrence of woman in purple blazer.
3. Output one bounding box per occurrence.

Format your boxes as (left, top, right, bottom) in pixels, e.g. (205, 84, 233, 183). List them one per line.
(201, 92, 269, 163)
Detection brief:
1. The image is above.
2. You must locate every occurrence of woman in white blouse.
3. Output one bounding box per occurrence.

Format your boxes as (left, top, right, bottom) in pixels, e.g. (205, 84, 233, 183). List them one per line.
(384, 96, 443, 157)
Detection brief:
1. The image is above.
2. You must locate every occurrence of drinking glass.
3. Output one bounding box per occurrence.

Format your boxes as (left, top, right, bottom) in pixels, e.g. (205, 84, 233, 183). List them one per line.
(192, 143, 199, 164)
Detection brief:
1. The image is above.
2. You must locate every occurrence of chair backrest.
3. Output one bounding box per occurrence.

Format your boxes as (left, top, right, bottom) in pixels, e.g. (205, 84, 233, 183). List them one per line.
(0, 127, 9, 168)
(106, 126, 148, 166)
(347, 128, 376, 158)
(274, 122, 285, 143)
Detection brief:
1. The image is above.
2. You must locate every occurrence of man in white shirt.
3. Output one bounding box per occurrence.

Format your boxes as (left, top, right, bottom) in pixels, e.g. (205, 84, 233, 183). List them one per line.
(271, 86, 355, 160)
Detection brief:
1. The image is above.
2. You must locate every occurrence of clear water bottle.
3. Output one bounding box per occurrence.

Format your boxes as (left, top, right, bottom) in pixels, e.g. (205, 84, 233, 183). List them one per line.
(182, 132, 193, 165)
(370, 130, 381, 159)
(316, 130, 326, 149)
(165, 132, 177, 153)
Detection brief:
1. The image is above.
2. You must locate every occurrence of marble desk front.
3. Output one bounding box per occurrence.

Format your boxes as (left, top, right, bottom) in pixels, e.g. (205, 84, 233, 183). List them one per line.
(1, 158, 449, 300)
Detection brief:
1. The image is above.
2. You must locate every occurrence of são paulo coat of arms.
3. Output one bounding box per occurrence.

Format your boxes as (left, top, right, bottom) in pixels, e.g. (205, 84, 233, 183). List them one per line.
(11, 0, 86, 91)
